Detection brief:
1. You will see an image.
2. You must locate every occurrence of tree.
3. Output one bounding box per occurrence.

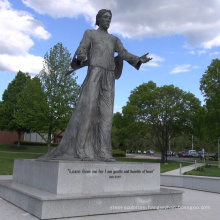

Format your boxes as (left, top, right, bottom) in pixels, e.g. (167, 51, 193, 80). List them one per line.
(0, 71, 31, 147)
(112, 112, 152, 152)
(112, 112, 125, 149)
(36, 42, 80, 151)
(15, 77, 49, 137)
(122, 81, 202, 163)
(200, 59, 220, 142)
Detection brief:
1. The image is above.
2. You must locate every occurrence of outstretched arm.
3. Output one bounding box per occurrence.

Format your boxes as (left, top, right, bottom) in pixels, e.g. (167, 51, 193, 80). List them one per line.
(139, 53, 153, 63)
(115, 37, 152, 70)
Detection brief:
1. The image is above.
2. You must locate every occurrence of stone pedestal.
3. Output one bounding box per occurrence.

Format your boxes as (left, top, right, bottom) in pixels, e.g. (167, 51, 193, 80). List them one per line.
(0, 159, 183, 219)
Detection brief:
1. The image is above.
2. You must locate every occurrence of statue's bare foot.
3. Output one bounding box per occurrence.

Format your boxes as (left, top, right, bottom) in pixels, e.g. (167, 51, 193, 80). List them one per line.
(81, 157, 93, 161)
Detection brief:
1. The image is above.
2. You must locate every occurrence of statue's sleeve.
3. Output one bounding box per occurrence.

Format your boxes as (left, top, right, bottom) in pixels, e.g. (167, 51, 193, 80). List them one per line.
(115, 37, 141, 70)
(71, 30, 91, 69)
(75, 30, 91, 58)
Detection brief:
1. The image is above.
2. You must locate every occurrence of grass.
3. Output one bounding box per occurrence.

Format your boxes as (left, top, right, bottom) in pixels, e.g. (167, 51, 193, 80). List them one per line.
(184, 165, 220, 177)
(0, 144, 51, 154)
(0, 144, 218, 176)
(115, 158, 192, 173)
(0, 144, 47, 175)
(199, 160, 218, 165)
(0, 153, 191, 175)
(0, 152, 41, 175)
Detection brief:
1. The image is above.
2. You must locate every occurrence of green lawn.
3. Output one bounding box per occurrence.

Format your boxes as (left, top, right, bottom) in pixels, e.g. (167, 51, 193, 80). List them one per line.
(0, 153, 191, 175)
(115, 158, 191, 173)
(202, 160, 219, 165)
(0, 144, 51, 154)
(0, 152, 41, 175)
(184, 165, 220, 177)
(0, 144, 47, 174)
(0, 144, 218, 176)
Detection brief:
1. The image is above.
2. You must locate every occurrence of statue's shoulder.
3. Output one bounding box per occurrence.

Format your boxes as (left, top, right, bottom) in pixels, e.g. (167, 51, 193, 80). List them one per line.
(109, 33, 120, 42)
(84, 29, 94, 35)
(83, 29, 99, 38)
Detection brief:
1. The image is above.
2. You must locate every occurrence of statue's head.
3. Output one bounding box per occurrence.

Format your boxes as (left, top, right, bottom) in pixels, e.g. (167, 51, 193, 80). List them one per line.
(96, 9, 112, 29)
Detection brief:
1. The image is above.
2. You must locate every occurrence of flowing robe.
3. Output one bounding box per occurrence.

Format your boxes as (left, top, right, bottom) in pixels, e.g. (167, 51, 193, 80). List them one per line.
(41, 29, 141, 161)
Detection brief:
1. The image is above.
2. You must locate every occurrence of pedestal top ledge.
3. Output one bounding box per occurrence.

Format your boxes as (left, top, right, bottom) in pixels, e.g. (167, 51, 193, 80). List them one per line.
(13, 159, 160, 194)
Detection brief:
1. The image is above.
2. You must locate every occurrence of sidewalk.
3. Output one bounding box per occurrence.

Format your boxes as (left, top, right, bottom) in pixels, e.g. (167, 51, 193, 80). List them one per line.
(163, 163, 205, 175)
(0, 184, 219, 220)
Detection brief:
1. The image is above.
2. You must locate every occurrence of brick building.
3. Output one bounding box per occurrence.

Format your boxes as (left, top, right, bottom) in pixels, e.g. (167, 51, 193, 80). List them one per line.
(0, 131, 24, 144)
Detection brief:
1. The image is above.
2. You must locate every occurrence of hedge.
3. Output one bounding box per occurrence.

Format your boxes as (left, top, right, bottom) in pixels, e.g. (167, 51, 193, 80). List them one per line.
(14, 141, 58, 147)
(113, 150, 126, 157)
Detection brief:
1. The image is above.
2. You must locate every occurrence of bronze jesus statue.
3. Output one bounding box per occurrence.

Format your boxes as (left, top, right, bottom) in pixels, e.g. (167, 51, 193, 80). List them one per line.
(40, 9, 152, 162)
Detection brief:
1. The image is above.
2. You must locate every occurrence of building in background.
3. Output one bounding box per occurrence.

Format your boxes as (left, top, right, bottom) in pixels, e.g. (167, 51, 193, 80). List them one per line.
(0, 131, 63, 144)
(24, 133, 47, 143)
(0, 131, 24, 144)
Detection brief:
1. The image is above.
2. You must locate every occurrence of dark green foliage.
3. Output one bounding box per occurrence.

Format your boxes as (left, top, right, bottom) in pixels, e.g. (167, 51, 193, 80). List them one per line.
(195, 166, 204, 171)
(0, 71, 31, 147)
(205, 163, 211, 168)
(15, 77, 49, 132)
(14, 141, 58, 147)
(121, 81, 202, 163)
(200, 58, 220, 143)
(183, 171, 193, 175)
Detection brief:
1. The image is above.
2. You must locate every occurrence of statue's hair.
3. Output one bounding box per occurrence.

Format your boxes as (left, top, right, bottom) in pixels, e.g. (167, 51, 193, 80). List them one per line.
(95, 9, 112, 26)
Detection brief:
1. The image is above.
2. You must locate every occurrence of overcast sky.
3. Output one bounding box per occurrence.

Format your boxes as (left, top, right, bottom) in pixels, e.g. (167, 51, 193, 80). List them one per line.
(1, 0, 220, 112)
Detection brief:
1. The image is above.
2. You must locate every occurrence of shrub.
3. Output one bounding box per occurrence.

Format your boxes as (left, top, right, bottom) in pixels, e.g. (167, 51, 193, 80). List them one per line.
(14, 141, 58, 147)
(113, 150, 126, 157)
(195, 166, 204, 171)
(205, 157, 214, 161)
(213, 154, 218, 161)
(205, 163, 211, 168)
(183, 171, 193, 175)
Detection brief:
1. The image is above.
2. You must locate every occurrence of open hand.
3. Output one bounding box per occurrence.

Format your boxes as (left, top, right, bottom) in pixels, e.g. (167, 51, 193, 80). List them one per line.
(139, 53, 153, 63)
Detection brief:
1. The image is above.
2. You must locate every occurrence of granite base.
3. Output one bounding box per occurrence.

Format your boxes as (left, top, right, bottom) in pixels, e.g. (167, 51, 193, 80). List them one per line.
(0, 159, 183, 219)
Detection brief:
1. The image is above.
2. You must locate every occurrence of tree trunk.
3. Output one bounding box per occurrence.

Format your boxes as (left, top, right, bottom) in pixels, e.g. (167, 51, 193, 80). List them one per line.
(47, 132, 52, 152)
(17, 131, 21, 148)
(161, 149, 166, 163)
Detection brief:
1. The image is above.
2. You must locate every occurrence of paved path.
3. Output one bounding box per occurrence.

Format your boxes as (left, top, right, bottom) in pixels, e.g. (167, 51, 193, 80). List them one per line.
(126, 154, 205, 175)
(164, 163, 205, 175)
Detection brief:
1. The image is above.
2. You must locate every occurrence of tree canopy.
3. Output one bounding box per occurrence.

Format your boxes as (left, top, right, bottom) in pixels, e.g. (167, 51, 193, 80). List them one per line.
(0, 71, 31, 147)
(121, 81, 202, 163)
(200, 58, 220, 142)
(15, 76, 49, 134)
(32, 43, 80, 151)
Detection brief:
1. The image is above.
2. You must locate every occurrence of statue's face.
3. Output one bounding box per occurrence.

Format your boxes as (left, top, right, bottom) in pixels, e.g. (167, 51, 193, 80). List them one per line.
(99, 12, 112, 29)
